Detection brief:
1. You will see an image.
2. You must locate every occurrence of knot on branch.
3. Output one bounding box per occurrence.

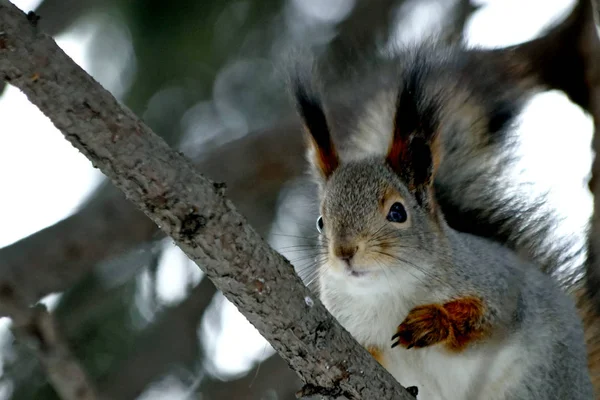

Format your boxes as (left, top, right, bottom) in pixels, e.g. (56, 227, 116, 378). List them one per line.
(296, 383, 345, 399)
(406, 386, 419, 398)
(213, 181, 227, 196)
(26, 11, 40, 27)
(180, 211, 208, 238)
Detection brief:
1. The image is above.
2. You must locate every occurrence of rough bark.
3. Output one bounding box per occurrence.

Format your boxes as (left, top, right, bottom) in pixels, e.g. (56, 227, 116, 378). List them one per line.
(0, 1, 413, 398)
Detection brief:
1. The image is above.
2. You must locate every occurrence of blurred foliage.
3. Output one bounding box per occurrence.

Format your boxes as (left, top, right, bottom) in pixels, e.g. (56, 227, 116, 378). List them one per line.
(121, 0, 287, 144)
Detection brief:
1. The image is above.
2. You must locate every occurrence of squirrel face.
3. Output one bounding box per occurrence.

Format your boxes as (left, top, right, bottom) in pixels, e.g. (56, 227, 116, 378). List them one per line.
(294, 76, 446, 290)
(318, 160, 442, 281)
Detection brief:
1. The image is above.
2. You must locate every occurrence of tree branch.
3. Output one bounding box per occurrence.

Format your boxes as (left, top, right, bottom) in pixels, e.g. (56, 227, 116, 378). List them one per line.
(1, 284, 98, 400)
(0, 1, 413, 398)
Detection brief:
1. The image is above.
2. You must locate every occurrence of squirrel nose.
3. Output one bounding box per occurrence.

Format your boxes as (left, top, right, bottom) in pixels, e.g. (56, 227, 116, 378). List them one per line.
(334, 244, 358, 263)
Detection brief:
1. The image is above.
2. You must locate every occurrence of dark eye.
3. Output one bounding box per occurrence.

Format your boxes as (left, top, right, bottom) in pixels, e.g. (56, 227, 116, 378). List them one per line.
(316, 215, 324, 233)
(387, 202, 407, 223)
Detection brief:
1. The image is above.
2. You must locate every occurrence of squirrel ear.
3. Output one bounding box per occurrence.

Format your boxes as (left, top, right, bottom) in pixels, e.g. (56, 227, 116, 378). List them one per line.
(294, 81, 339, 180)
(386, 81, 441, 191)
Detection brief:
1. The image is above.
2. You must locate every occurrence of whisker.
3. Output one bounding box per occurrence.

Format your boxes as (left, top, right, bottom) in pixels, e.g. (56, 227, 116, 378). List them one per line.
(270, 233, 322, 240)
(277, 247, 328, 254)
(372, 251, 433, 289)
(373, 250, 451, 289)
(372, 257, 397, 295)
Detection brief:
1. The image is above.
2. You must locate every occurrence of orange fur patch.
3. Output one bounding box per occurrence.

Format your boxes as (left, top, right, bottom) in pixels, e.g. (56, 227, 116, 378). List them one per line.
(366, 345, 386, 366)
(306, 133, 338, 179)
(429, 130, 443, 178)
(392, 297, 488, 352)
(386, 133, 408, 175)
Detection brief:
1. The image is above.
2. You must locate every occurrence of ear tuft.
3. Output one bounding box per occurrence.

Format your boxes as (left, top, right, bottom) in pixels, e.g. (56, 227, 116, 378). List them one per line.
(386, 73, 440, 190)
(386, 69, 441, 190)
(293, 78, 339, 180)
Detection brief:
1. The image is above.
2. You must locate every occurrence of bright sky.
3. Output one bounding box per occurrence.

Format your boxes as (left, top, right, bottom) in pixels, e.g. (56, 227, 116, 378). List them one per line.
(0, 12, 102, 249)
(0, 0, 594, 396)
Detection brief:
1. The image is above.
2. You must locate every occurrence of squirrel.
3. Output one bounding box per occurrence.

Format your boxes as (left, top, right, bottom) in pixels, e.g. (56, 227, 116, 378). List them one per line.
(293, 73, 594, 400)
(288, 0, 600, 398)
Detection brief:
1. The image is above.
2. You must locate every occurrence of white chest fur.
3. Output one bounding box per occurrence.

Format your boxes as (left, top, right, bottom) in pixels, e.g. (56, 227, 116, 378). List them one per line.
(380, 339, 525, 400)
(319, 268, 527, 400)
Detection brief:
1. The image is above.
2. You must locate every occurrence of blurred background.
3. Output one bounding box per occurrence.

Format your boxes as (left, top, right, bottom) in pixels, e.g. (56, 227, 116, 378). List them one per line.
(0, 0, 594, 398)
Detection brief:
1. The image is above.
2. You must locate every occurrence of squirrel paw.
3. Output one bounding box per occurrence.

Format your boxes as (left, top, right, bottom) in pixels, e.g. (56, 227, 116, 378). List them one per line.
(392, 304, 450, 349)
(392, 297, 487, 351)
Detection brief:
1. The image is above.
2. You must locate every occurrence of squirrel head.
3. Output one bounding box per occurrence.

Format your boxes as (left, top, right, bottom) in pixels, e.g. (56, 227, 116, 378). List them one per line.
(294, 76, 446, 285)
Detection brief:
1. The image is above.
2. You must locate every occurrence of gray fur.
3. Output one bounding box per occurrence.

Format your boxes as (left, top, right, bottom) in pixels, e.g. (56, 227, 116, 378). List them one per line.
(317, 159, 593, 399)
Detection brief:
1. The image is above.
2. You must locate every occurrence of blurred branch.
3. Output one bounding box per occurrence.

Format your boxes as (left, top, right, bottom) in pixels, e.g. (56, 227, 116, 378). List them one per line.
(199, 354, 300, 400)
(584, 0, 600, 388)
(101, 277, 300, 400)
(319, 0, 399, 79)
(0, 286, 98, 400)
(332, 0, 398, 49)
(563, 0, 600, 309)
(0, 186, 158, 307)
(0, 1, 412, 398)
(99, 277, 216, 400)
(578, 288, 600, 393)
(440, 0, 478, 44)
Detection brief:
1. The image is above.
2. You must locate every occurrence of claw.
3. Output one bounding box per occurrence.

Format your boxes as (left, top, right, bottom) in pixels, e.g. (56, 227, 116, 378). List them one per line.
(406, 386, 419, 397)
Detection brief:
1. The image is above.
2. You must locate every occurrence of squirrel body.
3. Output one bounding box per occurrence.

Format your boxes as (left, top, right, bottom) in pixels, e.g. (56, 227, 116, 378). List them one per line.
(312, 159, 592, 399)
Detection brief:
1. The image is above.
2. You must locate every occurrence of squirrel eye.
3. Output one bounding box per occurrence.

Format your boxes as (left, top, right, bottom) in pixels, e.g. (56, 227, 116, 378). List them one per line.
(316, 215, 324, 233)
(387, 202, 407, 223)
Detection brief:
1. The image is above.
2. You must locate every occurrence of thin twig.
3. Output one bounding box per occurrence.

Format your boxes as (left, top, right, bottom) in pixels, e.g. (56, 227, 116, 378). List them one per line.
(0, 283, 98, 400)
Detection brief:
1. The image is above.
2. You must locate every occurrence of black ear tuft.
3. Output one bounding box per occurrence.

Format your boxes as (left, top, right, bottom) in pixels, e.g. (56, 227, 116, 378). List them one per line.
(409, 136, 434, 189)
(294, 83, 331, 154)
(293, 77, 339, 179)
(387, 69, 440, 190)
